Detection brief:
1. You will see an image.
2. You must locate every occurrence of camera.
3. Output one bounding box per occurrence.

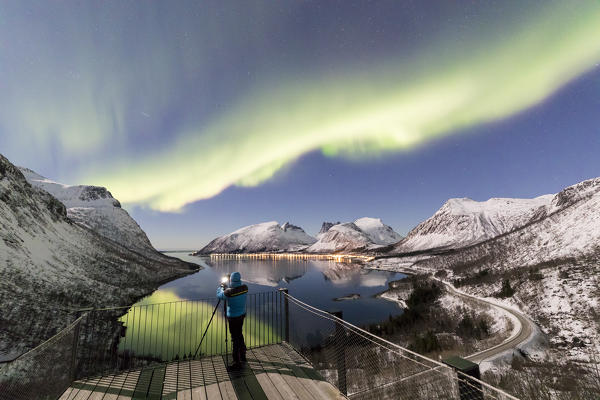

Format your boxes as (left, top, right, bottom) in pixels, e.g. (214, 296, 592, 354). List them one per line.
(220, 274, 230, 288)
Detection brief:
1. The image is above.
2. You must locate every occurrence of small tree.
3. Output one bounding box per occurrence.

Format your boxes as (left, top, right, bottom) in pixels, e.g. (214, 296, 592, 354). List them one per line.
(496, 279, 515, 298)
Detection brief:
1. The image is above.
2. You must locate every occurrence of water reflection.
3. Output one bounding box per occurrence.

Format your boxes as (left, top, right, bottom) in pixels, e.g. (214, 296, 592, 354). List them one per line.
(117, 290, 283, 361)
(207, 259, 309, 287)
(150, 253, 406, 327)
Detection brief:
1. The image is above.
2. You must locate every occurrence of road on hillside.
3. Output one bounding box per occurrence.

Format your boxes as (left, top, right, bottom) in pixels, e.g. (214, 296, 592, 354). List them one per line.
(437, 278, 534, 363)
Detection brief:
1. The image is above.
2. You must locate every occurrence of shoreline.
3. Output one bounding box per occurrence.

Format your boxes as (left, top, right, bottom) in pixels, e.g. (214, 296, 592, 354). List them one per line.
(200, 252, 374, 262)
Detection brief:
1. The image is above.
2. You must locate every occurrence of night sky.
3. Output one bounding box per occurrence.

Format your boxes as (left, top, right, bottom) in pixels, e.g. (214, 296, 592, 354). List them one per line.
(1, 1, 599, 249)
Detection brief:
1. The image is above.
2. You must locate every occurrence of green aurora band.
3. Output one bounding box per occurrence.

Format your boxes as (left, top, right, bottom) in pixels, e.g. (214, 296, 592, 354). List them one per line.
(4, 2, 600, 212)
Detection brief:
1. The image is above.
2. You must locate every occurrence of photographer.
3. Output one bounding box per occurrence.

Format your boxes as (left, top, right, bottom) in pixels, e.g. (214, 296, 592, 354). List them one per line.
(216, 271, 248, 370)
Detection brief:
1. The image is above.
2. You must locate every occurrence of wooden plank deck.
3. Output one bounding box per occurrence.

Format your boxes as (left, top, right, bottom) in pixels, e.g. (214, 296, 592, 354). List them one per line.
(59, 344, 345, 400)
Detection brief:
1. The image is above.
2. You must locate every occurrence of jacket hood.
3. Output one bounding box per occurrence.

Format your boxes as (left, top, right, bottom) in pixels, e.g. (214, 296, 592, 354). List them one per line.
(230, 271, 242, 287)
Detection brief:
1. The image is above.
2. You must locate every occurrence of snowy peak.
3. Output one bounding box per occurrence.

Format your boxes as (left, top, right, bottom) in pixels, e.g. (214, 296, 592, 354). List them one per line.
(281, 222, 304, 233)
(441, 196, 553, 217)
(197, 221, 317, 254)
(307, 217, 400, 253)
(395, 195, 553, 252)
(307, 222, 373, 253)
(19, 168, 121, 208)
(353, 217, 402, 245)
(551, 177, 600, 209)
(18, 167, 155, 255)
(318, 221, 340, 237)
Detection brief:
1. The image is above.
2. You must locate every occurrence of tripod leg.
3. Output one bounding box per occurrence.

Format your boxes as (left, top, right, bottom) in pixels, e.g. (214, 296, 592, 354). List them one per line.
(193, 299, 221, 359)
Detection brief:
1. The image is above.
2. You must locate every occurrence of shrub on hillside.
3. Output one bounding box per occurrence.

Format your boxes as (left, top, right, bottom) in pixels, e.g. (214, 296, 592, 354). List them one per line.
(409, 330, 440, 354)
(456, 313, 491, 340)
(495, 279, 515, 298)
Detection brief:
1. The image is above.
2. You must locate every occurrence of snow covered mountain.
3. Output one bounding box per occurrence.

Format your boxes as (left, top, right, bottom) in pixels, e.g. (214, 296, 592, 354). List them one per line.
(307, 222, 373, 253)
(393, 195, 553, 252)
(0, 155, 196, 358)
(354, 217, 403, 245)
(308, 218, 402, 253)
(412, 177, 600, 358)
(19, 167, 156, 256)
(195, 221, 317, 254)
(317, 221, 340, 239)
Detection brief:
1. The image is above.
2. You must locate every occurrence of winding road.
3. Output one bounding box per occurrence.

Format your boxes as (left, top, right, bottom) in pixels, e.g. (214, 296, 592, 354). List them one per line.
(377, 263, 537, 364)
(437, 278, 535, 363)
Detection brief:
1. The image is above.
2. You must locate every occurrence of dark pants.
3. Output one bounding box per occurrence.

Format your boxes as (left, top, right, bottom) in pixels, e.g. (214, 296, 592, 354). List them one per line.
(228, 314, 246, 364)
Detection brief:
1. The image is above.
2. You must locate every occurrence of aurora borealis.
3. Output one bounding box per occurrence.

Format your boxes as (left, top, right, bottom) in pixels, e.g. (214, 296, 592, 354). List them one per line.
(2, 1, 600, 247)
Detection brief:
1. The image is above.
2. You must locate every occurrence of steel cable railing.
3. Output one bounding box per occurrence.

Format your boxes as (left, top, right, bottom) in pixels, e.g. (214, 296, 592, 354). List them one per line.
(0, 291, 286, 399)
(0, 315, 84, 400)
(1, 289, 518, 400)
(284, 292, 520, 400)
(73, 291, 286, 380)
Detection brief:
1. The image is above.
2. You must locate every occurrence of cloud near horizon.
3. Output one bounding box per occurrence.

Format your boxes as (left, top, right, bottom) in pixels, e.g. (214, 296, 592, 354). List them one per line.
(2, 2, 600, 212)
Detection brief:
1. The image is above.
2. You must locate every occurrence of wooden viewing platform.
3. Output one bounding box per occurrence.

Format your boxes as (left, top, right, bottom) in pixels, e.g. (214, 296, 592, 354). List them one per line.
(59, 343, 345, 400)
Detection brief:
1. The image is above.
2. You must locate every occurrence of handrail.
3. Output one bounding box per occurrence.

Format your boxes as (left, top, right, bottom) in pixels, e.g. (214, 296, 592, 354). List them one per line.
(0, 315, 85, 400)
(1, 290, 519, 400)
(284, 292, 520, 400)
(0, 315, 85, 371)
(66, 296, 224, 313)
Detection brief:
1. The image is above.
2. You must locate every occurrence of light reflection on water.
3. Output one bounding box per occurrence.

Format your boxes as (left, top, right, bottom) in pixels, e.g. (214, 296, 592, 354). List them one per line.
(116, 253, 406, 361)
(145, 252, 406, 327)
(118, 291, 281, 359)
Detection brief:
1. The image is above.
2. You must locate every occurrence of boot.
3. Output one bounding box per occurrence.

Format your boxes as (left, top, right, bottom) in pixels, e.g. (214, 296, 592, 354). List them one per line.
(241, 347, 247, 363)
(228, 349, 242, 371)
(227, 362, 242, 371)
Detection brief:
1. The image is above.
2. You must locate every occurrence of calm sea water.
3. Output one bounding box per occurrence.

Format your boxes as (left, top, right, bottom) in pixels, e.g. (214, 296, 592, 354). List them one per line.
(140, 252, 406, 327)
(114, 252, 405, 360)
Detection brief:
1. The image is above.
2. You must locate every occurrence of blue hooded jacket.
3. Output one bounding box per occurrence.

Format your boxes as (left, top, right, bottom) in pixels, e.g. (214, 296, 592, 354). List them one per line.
(216, 271, 248, 318)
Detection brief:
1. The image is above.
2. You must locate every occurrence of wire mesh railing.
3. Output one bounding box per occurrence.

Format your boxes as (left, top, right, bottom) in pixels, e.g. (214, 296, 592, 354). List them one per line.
(284, 292, 519, 400)
(74, 290, 286, 380)
(0, 289, 520, 400)
(0, 315, 83, 400)
(0, 290, 285, 399)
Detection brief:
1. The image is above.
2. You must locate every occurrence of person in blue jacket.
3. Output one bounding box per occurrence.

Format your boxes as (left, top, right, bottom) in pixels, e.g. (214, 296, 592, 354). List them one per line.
(217, 271, 248, 370)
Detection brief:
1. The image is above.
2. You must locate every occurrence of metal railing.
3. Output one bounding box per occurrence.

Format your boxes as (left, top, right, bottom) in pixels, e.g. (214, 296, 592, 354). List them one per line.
(0, 316, 84, 400)
(0, 289, 520, 400)
(73, 290, 286, 380)
(284, 292, 520, 400)
(0, 291, 286, 399)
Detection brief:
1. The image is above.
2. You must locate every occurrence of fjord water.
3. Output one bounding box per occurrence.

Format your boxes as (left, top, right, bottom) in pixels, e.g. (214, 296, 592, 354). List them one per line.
(160, 252, 405, 325)
(118, 252, 405, 359)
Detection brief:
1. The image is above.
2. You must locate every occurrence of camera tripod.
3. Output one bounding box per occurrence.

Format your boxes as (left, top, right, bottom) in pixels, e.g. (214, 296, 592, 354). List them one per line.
(192, 299, 229, 364)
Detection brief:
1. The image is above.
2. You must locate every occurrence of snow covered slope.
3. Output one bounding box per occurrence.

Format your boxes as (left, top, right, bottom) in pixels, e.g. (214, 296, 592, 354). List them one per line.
(354, 217, 402, 245)
(309, 218, 401, 253)
(394, 195, 553, 252)
(0, 155, 196, 358)
(307, 222, 374, 253)
(196, 221, 317, 254)
(19, 168, 155, 255)
(416, 177, 600, 359)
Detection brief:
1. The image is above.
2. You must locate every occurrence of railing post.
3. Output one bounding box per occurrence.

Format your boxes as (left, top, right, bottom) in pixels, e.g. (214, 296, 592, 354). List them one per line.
(224, 299, 228, 366)
(330, 310, 347, 396)
(70, 311, 82, 382)
(442, 356, 483, 400)
(278, 288, 289, 343)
